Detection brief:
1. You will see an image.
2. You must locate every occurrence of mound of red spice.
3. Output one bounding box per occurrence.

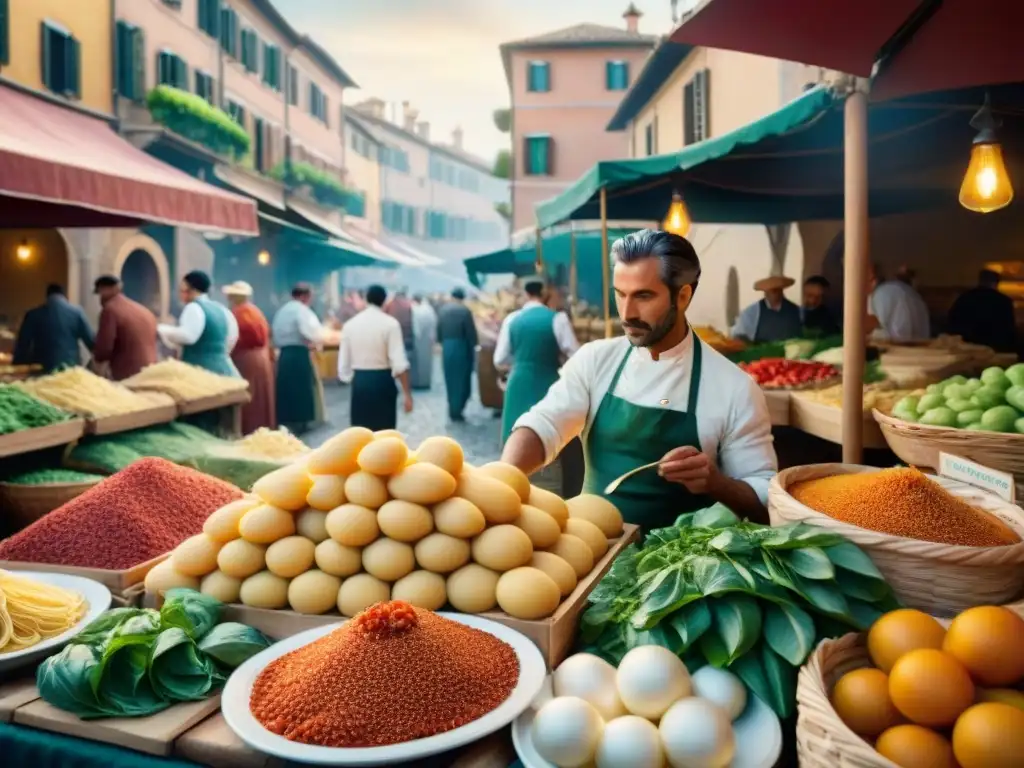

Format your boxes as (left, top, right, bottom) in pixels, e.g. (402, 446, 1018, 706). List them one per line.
(250, 601, 519, 747)
(0, 457, 241, 570)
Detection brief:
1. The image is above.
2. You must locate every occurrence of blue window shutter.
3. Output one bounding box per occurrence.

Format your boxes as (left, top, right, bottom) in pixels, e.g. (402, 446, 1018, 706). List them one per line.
(620, 62, 629, 89)
(605, 61, 613, 90)
(540, 63, 550, 91)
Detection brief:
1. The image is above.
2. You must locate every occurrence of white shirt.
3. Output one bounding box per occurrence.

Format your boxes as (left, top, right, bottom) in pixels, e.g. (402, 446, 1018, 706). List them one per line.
(514, 333, 778, 504)
(157, 299, 238, 351)
(869, 281, 931, 342)
(337, 305, 410, 383)
(494, 301, 579, 368)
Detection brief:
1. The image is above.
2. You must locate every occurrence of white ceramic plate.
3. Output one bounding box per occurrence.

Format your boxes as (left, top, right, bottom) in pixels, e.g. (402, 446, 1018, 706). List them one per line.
(513, 681, 783, 768)
(0, 570, 112, 672)
(222, 612, 547, 766)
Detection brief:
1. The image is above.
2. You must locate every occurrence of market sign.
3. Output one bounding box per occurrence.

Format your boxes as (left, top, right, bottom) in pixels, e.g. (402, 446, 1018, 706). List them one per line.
(938, 451, 1015, 503)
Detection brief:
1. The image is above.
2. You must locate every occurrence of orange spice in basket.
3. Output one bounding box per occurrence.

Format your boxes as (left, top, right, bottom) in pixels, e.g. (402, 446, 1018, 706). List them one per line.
(788, 468, 1019, 547)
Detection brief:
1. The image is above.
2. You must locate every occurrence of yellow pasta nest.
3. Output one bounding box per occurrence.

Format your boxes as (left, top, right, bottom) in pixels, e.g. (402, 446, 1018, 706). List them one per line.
(0, 570, 86, 653)
(17, 368, 174, 417)
(123, 359, 248, 400)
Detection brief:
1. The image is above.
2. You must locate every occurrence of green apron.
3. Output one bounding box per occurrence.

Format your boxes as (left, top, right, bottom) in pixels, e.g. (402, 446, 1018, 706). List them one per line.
(582, 337, 711, 530)
(501, 305, 562, 442)
(181, 297, 239, 378)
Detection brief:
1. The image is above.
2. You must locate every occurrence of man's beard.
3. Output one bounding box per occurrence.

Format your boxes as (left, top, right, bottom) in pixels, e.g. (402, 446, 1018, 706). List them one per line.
(622, 304, 678, 348)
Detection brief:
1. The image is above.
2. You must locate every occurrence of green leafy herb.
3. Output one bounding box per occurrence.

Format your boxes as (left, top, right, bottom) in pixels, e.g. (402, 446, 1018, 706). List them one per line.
(197, 622, 271, 667)
(580, 505, 899, 718)
(160, 589, 222, 639)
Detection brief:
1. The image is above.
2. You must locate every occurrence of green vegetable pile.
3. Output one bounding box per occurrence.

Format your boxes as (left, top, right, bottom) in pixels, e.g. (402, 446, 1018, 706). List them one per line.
(893, 364, 1024, 432)
(67, 422, 224, 474)
(4, 468, 104, 485)
(0, 384, 71, 435)
(37, 589, 270, 719)
(579, 505, 900, 719)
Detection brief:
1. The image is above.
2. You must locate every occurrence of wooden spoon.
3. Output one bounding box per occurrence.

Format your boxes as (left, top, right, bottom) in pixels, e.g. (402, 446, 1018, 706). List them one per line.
(603, 461, 661, 495)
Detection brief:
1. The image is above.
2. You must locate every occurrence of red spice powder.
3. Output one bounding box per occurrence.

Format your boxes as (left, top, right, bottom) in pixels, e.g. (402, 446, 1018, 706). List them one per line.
(250, 601, 520, 747)
(0, 457, 241, 570)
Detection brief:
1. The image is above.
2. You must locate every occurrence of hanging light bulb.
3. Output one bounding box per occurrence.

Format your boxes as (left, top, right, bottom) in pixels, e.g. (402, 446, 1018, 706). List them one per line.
(15, 240, 32, 262)
(959, 95, 1014, 214)
(662, 192, 692, 236)
(257, 249, 271, 266)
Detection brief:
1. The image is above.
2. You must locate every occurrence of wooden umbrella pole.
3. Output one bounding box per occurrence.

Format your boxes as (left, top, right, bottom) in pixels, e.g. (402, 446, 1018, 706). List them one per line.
(569, 226, 578, 307)
(535, 226, 545, 272)
(841, 84, 869, 463)
(600, 188, 612, 339)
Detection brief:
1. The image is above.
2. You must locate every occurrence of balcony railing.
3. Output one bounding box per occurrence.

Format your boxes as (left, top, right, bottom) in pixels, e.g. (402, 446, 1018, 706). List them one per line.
(269, 161, 366, 217)
(146, 85, 251, 160)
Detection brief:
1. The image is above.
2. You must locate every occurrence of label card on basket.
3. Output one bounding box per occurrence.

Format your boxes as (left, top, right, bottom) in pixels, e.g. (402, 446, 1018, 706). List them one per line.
(938, 452, 1015, 503)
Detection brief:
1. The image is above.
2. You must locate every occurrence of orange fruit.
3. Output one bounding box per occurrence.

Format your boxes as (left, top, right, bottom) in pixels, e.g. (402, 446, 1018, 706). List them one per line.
(867, 609, 946, 673)
(875, 724, 957, 768)
(888, 648, 975, 727)
(943, 606, 1024, 687)
(831, 668, 902, 736)
(952, 702, 1024, 768)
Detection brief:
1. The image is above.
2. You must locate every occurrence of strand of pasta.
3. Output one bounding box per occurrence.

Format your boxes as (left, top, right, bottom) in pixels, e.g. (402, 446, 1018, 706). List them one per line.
(0, 570, 86, 653)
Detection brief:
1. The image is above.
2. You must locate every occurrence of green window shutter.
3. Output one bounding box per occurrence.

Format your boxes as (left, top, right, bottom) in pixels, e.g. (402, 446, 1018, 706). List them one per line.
(197, 0, 206, 33)
(131, 27, 146, 100)
(175, 56, 188, 90)
(67, 36, 81, 98)
(0, 0, 9, 65)
(40, 23, 52, 91)
(605, 61, 613, 90)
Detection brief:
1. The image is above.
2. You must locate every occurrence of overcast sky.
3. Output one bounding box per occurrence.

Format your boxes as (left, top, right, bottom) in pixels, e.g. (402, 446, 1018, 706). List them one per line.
(277, 1, 679, 166)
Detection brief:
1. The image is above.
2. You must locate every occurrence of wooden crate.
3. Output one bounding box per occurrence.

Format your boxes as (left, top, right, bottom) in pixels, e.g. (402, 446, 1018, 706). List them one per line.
(0, 552, 169, 594)
(789, 396, 888, 450)
(179, 390, 250, 416)
(0, 419, 85, 458)
(14, 692, 221, 757)
(87, 403, 178, 435)
(147, 525, 640, 668)
(763, 390, 791, 427)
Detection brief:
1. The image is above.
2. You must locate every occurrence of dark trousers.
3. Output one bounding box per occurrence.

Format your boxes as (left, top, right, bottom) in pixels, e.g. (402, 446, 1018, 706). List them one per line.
(350, 369, 398, 431)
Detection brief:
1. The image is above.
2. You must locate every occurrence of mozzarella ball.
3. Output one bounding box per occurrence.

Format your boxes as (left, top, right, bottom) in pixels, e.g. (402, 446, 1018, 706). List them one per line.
(314, 539, 362, 577)
(238, 504, 295, 544)
(357, 436, 408, 475)
(513, 505, 562, 549)
(144, 560, 199, 596)
(472, 525, 533, 572)
(325, 503, 379, 546)
(432, 497, 486, 538)
(199, 570, 242, 604)
(495, 567, 561, 620)
(171, 534, 222, 577)
(295, 508, 330, 543)
(553, 653, 626, 721)
(264, 536, 316, 578)
(565, 518, 609, 560)
(239, 571, 290, 609)
(216, 539, 266, 579)
(446, 563, 499, 613)
(530, 552, 578, 597)
(691, 666, 747, 722)
(414, 435, 464, 476)
(595, 715, 665, 768)
(391, 570, 447, 611)
(616, 645, 692, 720)
(337, 573, 390, 617)
(362, 538, 416, 582)
(377, 500, 434, 542)
(203, 498, 260, 542)
(344, 471, 389, 509)
(532, 697, 605, 768)
(305, 475, 347, 511)
(567, 495, 623, 537)
(288, 570, 342, 615)
(544, 534, 594, 578)
(659, 698, 735, 768)
(415, 533, 471, 574)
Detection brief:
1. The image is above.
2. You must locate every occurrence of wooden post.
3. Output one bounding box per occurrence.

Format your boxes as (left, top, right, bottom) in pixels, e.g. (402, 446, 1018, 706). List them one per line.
(841, 86, 869, 463)
(569, 227, 578, 307)
(601, 188, 612, 339)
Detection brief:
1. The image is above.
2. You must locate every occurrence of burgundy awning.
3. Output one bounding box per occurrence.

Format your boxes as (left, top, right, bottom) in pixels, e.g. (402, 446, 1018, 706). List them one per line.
(670, 0, 1024, 100)
(0, 86, 258, 235)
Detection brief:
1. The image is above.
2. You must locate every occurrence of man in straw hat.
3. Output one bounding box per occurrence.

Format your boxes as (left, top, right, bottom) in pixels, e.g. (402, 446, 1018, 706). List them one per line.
(731, 274, 803, 343)
(501, 230, 775, 529)
(92, 274, 157, 380)
(223, 281, 275, 432)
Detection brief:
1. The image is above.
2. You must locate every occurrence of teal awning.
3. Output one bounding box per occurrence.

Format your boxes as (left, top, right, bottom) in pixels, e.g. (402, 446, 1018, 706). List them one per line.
(259, 212, 392, 269)
(535, 83, 1024, 229)
(465, 228, 634, 277)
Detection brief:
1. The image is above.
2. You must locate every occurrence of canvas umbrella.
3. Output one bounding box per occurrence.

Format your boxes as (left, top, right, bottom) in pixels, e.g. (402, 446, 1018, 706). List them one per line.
(669, 0, 1024, 461)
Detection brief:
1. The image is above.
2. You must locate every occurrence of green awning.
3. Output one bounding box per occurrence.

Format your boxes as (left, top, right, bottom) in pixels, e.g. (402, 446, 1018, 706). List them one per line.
(260, 212, 392, 269)
(534, 83, 1024, 229)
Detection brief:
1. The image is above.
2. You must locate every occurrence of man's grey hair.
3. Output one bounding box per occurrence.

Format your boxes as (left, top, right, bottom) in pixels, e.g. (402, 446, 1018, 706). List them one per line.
(611, 228, 702, 295)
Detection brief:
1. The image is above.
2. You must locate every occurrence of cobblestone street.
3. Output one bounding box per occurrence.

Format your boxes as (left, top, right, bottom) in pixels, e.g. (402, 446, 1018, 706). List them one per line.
(303, 356, 505, 466)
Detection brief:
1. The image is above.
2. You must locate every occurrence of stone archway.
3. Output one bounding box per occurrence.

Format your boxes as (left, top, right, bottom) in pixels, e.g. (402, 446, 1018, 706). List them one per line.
(112, 234, 171, 320)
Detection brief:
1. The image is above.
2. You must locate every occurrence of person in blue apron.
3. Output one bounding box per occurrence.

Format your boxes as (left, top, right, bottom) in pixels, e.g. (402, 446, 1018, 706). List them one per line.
(337, 284, 414, 431)
(272, 283, 325, 434)
(501, 229, 777, 530)
(157, 271, 240, 378)
(730, 275, 803, 343)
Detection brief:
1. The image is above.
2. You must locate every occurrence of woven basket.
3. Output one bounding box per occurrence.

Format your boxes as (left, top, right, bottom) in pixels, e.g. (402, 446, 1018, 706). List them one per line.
(0, 479, 100, 531)
(769, 464, 1024, 616)
(798, 602, 1024, 768)
(873, 409, 1024, 474)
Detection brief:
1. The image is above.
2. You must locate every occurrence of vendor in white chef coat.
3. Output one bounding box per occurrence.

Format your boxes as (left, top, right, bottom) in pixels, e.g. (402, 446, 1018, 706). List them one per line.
(501, 230, 777, 528)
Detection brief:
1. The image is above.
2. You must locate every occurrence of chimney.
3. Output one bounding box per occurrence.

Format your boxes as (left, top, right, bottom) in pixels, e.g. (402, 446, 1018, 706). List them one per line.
(354, 97, 385, 120)
(452, 126, 464, 150)
(623, 2, 642, 33)
(416, 121, 430, 141)
(402, 101, 419, 132)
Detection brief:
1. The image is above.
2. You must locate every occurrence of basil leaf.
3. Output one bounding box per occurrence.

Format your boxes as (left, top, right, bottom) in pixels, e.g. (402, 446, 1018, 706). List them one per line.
(74, 608, 148, 648)
(836, 570, 892, 602)
(762, 524, 844, 550)
(729, 651, 773, 712)
(785, 547, 835, 580)
(97, 640, 169, 718)
(791, 573, 853, 622)
(634, 567, 700, 629)
(763, 601, 817, 666)
(668, 601, 712, 651)
(823, 540, 885, 580)
(580, 604, 615, 643)
(196, 622, 271, 668)
(709, 529, 754, 556)
(760, 641, 797, 719)
(692, 557, 749, 596)
(673, 512, 696, 528)
(37, 644, 119, 720)
(699, 625, 731, 668)
(710, 595, 762, 664)
(149, 627, 223, 702)
(160, 589, 222, 640)
(846, 597, 885, 631)
(693, 504, 739, 530)
(763, 552, 797, 592)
